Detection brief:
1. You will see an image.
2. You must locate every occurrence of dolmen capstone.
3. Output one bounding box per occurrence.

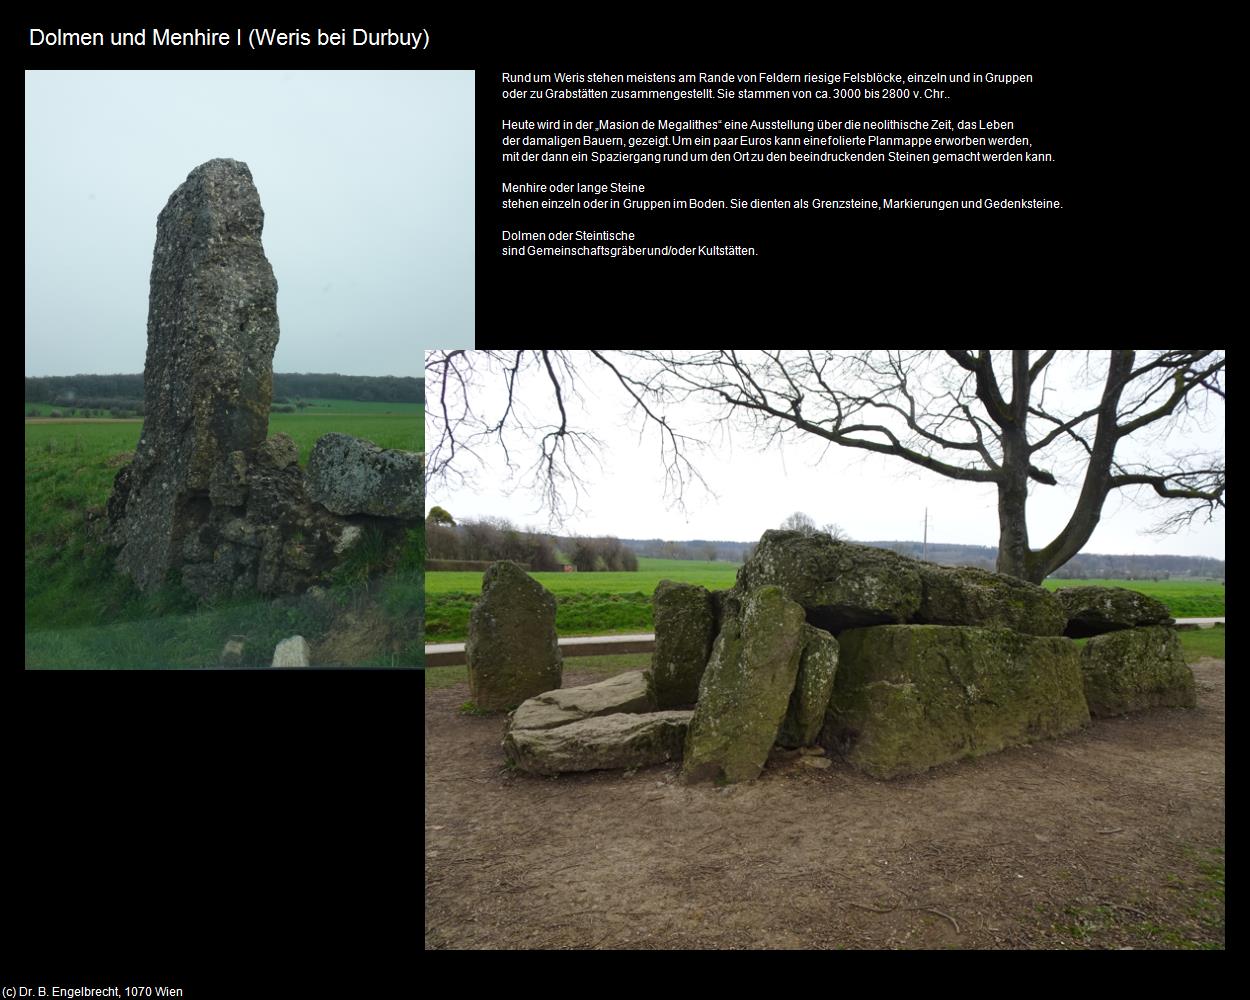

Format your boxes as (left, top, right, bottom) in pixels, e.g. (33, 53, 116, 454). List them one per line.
(467, 561, 562, 710)
(105, 159, 419, 598)
(1054, 585, 1175, 638)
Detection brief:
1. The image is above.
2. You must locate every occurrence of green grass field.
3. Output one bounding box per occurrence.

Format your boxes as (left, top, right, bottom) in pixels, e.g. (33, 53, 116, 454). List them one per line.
(425, 558, 1224, 645)
(424, 558, 741, 642)
(25, 402, 423, 668)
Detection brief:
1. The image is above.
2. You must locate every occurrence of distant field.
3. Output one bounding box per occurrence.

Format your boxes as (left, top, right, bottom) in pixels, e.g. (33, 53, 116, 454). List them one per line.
(424, 557, 740, 596)
(25, 399, 422, 667)
(424, 558, 740, 643)
(425, 561, 1224, 645)
(24, 399, 422, 456)
(1045, 578, 1225, 618)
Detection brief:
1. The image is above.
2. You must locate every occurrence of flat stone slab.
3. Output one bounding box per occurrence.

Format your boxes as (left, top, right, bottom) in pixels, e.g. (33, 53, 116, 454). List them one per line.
(510, 671, 653, 731)
(1080, 625, 1196, 716)
(504, 711, 693, 775)
(821, 625, 1090, 779)
(916, 563, 1068, 636)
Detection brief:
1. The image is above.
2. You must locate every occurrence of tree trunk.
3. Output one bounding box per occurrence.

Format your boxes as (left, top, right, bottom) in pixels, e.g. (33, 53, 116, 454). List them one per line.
(995, 451, 1040, 581)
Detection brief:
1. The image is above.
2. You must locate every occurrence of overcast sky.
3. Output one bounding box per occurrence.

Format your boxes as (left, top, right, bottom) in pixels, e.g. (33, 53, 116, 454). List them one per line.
(426, 351, 1226, 561)
(25, 70, 474, 378)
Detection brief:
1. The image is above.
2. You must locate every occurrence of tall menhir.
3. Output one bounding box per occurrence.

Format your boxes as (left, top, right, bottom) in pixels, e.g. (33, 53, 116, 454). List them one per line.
(109, 159, 280, 591)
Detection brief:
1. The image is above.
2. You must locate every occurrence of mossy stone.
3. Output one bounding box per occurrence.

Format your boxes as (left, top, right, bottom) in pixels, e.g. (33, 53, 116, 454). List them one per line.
(649, 580, 716, 708)
(1079, 625, 1195, 715)
(682, 586, 807, 784)
(466, 561, 562, 711)
(821, 624, 1089, 779)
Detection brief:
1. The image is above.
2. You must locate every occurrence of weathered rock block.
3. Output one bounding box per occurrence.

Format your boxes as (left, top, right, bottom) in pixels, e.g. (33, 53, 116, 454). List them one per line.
(776, 625, 840, 748)
(916, 563, 1068, 636)
(821, 625, 1089, 779)
(1055, 586, 1175, 638)
(735, 530, 922, 633)
(1079, 625, 1195, 716)
(466, 561, 562, 711)
(111, 159, 280, 591)
(504, 711, 693, 775)
(272, 635, 312, 667)
(648, 580, 716, 708)
(682, 586, 807, 784)
(306, 433, 423, 519)
(510, 671, 653, 731)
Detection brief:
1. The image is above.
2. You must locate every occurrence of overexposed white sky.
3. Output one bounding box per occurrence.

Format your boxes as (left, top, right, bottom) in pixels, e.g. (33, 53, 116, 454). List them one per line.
(426, 350, 1225, 560)
(25, 70, 474, 377)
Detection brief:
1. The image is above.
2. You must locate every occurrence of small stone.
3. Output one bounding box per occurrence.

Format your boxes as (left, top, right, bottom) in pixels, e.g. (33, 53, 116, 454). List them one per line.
(219, 639, 246, 668)
(272, 635, 311, 667)
(800, 756, 832, 769)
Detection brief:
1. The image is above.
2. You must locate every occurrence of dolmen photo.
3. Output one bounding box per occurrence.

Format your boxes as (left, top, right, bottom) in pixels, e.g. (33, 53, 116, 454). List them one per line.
(462, 530, 1196, 783)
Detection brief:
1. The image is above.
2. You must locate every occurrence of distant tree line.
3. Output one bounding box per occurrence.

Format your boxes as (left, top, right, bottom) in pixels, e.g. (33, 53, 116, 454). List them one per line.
(26, 373, 424, 405)
(425, 511, 638, 572)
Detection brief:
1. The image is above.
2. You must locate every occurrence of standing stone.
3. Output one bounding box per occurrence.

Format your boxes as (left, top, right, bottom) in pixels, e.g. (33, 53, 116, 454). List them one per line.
(1079, 625, 1195, 715)
(111, 159, 280, 591)
(466, 561, 562, 711)
(648, 580, 716, 708)
(776, 625, 840, 748)
(682, 586, 807, 784)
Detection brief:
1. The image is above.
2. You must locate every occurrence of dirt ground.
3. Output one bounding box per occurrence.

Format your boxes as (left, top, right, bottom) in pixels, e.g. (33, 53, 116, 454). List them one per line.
(425, 660, 1225, 950)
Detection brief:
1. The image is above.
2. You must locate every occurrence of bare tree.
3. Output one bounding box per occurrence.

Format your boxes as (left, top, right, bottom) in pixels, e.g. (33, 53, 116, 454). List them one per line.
(425, 350, 1225, 583)
(780, 511, 818, 535)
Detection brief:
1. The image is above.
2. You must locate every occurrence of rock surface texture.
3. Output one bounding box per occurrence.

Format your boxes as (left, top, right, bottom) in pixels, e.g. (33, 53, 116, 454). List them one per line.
(649, 580, 716, 708)
(820, 625, 1090, 779)
(106, 160, 419, 599)
(1079, 625, 1196, 716)
(509, 670, 653, 731)
(1055, 586, 1175, 638)
(110, 159, 279, 591)
(504, 711, 693, 776)
(466, 561, 562, 710)
(682, 586, 807, 784)
(307, 433, 424, 518)
(776, 625, 840, 748)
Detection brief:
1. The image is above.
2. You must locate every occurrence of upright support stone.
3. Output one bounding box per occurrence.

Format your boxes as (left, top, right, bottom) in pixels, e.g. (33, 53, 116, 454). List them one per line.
(466, 561, 562, 710)
(649, 580, 716, 708)
(111, 159, 280, 591)
(682, 586, 807, 784)
(1079, 625, 1195, 715)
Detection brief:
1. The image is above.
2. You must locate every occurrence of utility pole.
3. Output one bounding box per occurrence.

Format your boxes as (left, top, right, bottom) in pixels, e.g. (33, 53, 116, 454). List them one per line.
(923, 507, 928, 562)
